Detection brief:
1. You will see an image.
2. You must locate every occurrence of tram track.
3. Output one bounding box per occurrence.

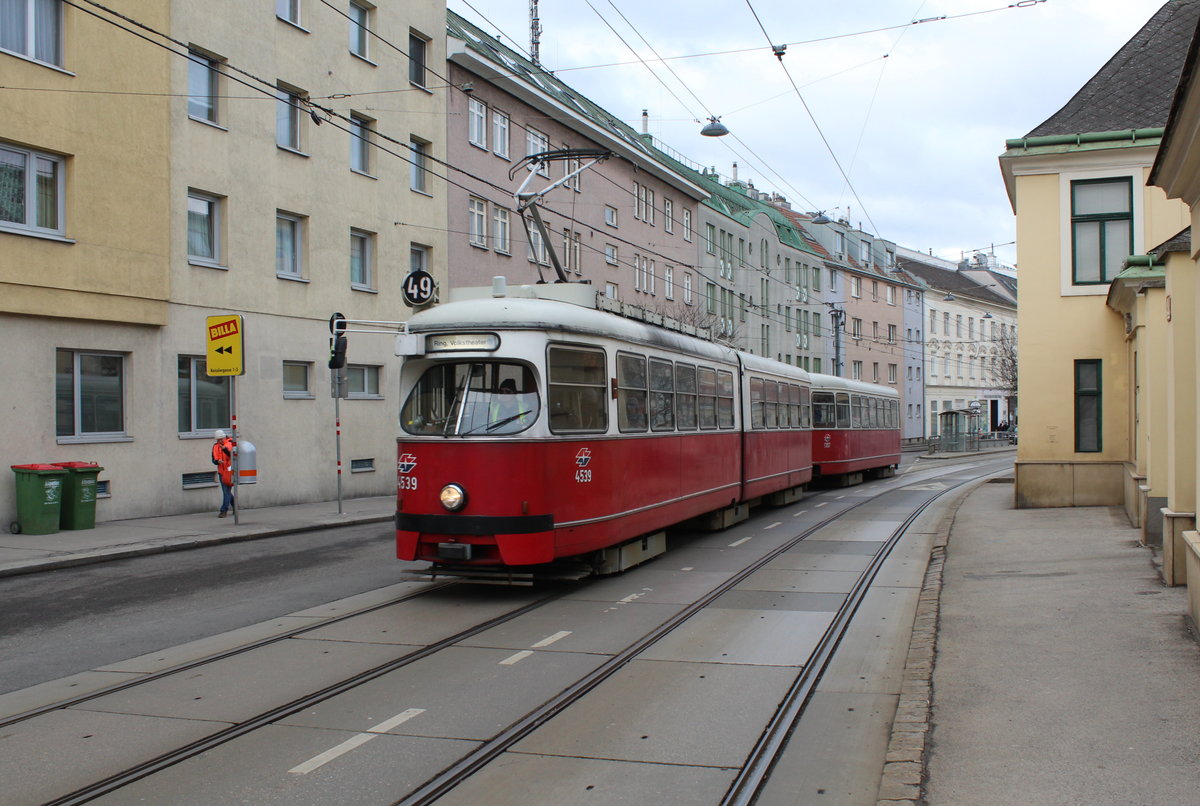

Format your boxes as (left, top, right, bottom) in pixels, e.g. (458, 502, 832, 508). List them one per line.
(20, 455, 1005, 805)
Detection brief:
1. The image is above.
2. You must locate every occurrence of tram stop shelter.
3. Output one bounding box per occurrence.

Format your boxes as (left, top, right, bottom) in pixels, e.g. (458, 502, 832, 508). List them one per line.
(936, 409, 985, 453)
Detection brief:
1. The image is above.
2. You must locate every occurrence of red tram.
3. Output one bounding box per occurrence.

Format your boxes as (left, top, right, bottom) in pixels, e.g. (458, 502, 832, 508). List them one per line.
(392, 282, 895, 579)
(809, 374, 901, 484)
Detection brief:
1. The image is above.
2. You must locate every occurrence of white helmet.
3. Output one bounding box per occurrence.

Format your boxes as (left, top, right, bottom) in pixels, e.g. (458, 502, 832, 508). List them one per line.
(214, 429, 226, 439)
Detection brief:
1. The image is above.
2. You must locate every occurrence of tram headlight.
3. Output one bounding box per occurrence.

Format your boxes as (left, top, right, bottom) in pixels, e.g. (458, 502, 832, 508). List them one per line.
(440, 483, 467, 512)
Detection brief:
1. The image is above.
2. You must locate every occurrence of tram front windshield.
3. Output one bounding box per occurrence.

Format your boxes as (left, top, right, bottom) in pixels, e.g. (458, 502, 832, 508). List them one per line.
(401, 361, 539, 436)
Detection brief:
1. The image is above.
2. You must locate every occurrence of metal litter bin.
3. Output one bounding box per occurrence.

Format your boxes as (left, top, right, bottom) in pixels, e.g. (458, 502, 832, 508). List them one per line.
(52, 462, 104, 530)
(10, 464, 68, 535)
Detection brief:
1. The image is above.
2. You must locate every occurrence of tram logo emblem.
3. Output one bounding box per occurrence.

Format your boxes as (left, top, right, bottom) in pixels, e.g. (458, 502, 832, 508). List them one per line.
(574, 448, 592, 468)
(398, 454, 418, 474)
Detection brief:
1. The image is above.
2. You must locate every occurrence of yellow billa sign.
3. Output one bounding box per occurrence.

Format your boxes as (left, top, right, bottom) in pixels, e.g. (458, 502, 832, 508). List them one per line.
(206, 314, 244, 376)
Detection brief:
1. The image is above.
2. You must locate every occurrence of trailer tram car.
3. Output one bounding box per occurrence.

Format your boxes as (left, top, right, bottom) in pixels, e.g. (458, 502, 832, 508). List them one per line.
(392, 281, 893, 580)
(808, 374, 901, 485)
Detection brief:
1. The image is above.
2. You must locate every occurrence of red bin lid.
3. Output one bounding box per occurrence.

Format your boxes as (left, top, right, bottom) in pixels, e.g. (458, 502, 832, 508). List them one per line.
(51, 461, 100, 468)
(11, 464, 66, 471)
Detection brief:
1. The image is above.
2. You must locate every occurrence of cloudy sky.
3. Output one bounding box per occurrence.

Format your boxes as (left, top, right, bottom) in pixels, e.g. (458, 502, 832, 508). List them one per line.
(447, 0, 1170, 268)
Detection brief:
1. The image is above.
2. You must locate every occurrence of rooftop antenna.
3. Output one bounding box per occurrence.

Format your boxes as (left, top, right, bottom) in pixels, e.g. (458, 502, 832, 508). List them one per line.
(529, 0, 542, 65)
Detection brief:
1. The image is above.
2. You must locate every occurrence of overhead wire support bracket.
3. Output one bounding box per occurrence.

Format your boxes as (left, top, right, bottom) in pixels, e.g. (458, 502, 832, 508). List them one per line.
(510, 148, 611, 283)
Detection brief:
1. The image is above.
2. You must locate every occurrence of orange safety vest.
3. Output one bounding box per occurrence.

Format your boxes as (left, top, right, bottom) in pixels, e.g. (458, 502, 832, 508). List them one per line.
(212, 437, 233, 486)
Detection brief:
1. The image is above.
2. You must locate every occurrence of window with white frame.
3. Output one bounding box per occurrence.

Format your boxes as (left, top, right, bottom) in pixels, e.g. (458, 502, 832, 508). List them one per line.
(409, 137, 429, 192)
(347, 364, 381, 398)
(492, 110, 509, 158)
(186, 191, 221, 264)
(410, 244, 428, 275)
(664, 265, 674, 299)
(887, 285, 896, 305)
(408, 31, 428, 87)
(604, 244, 618, 265)
(492, 206, 510, 253)
(850, 275, 861, 298)
(348, 1, 371, 59)
(852, 360, 862, 380)
(56, 350, 125, 439)
(276, 83, 304, 151)
(606, 282, 619, 299)
(565, 155, 581, 191)
(177, 355, 230, 434)
(283, 361, 312, 398)
(467, 98, 487, 149)
(663, 198, 674, 233)
(604, 205, 618, 227)
(682, 208, 692, 241)
(562, 228, 581, 273)
(2, 0, 63, 65)
(705, 223, 716, 254)
(187, 50, 221, 124)
(526, 128, 549, 176)
(349, 113, 373, 174)
(528, 226, 548, 265)
(0, 143, 64, 236)
(888, 363, 897, 383)
(276, 211, 304, 278)
(646, 258, 655, 294)
(276, 0, 300, 25)
(468, 197, 487, 247)
(350, 228, 373, 289)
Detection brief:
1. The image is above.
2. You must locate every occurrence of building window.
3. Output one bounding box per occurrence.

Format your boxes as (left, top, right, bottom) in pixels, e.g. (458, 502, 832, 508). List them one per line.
(605, 205, 618, 227)
(1071, 178, 1132, 284)
(664, 265, 674, 299)
(408, 31, 428, 87)
(705, 223, 716, 254)
(852, 360, 863, 380)
(492, 111, 509, 158)
(186, 191, 221, 264)
(683, 272, 694, 305)
(276, 84, 304, 151)
(350, 113, 373, 174)
(0, 143, 64, 236)
(663, 198, 674, 233)
(682, 208, 692, 241)
(276, 0, 300, 25)
(526, 128, 549, 176)
(56, 350, 124, 438)
(468, 197, 487, 247)
(528, 226, 548, 265)
(283, 361, 312, 398)
(887, 324, 897, 344)
(276, 212, 304, 278)
(187, 50, 221, 124)
(467, 98, 487, 148)
(604, 244, 618, 265)
(1, 0, 62, 65)
(1075, 359, 1102, 452)
(492, 206, 510, 253)
(410, 244, 429, 275)
(347, 364, 381, 398)
(888, 363, 897, 383)
(606, 282, 619, 299)
(410, 137, 429, 192)
(348, 1, 371, 59)
(562, 229, 581, 273)
(851, 275, 861, 298)
(350, 228, 373, 289)
(178, 356, 230, 434)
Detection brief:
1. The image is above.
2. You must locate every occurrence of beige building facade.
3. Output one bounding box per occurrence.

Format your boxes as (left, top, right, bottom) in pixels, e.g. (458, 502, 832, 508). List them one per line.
(1, 0, 447, 524)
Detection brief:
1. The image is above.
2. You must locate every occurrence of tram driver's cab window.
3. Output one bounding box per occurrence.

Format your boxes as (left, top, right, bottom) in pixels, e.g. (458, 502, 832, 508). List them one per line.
(401, 361, 538, 436)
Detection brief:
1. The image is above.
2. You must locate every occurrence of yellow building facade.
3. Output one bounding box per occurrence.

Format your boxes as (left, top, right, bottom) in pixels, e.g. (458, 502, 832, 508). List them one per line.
(1, 1, 447, 523)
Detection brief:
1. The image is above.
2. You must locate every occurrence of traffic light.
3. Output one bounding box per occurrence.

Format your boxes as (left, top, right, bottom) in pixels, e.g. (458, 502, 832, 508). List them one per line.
(328, 335, 348, 369)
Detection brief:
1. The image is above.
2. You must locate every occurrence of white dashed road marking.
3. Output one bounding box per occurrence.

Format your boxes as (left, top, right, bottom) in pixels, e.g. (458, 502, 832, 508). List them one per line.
(289, 708, 426, 774)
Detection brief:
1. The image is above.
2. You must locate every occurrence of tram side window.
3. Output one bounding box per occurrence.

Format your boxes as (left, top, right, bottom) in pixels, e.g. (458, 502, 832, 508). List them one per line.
(787, 384, 800, 428)
(764, 380, 778, 429)
(547, 346, 607, 434)
(750, 377, 764, 429)
(835, 392, 851, 428)
(649, 358, 676, 432)
(698, 367, 718, 429)
(851, 395, 863, 429)
(812, 391, 835, 428)
(617, 352, 648, 432)
(676, 364, 698, 430)
(800, 386, 812, 428)
(717, 370, 735, 428)
(890, 399, 899, 428)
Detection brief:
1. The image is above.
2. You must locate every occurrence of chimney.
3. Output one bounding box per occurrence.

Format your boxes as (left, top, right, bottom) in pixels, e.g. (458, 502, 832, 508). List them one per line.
(641, 109, 648, 134)
(731, 162, 738, 182)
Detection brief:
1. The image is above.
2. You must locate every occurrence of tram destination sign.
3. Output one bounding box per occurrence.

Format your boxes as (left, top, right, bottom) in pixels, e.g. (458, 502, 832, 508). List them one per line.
(427, 333, 499, 353)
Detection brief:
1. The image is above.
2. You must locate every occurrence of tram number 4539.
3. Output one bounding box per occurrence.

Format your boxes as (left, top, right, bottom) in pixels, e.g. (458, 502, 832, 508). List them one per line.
(575, 469, 592, 483)
(398, 476, 419, 490)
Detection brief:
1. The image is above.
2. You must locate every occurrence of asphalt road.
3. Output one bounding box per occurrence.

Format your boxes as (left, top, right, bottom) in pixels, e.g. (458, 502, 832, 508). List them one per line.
(0, 523, 406, 695)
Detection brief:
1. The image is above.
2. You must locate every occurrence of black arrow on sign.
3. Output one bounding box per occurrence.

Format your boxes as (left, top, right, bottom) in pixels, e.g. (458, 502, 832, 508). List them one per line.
(215, 346, 233, 355)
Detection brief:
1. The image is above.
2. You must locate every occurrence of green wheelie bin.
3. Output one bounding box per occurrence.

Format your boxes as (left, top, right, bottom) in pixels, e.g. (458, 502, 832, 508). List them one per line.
(52, 462, 104, 530)
(10, 464, 68, 535)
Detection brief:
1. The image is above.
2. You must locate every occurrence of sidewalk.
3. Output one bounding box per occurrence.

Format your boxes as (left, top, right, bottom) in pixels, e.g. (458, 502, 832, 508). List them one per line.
(911, 479, 1200, 805)
(0, 495, 395, 578)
